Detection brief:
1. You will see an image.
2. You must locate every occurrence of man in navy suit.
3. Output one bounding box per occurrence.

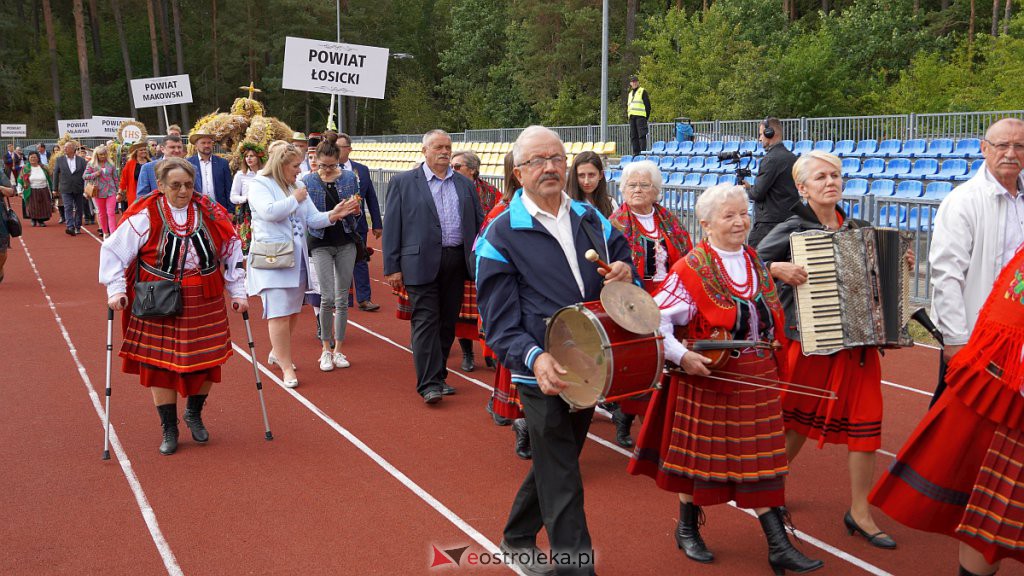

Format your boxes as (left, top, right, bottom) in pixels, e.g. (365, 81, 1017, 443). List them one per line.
(136, 135, 186, 200)
(337, 132, 383, 311)
(383, 129, 484, 404)
(188, 131, 233, 212)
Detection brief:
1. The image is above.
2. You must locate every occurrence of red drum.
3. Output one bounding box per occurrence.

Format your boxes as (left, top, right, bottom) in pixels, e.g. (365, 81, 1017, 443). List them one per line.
(546, 300, 664, 410)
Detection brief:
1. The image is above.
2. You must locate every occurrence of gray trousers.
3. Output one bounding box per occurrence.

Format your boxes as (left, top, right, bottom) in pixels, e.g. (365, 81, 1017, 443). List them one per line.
(311, 243, 358, 346)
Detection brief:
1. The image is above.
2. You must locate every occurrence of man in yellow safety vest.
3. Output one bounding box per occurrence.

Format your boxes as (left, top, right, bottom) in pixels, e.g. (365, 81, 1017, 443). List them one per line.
(627, 75, 651, 156)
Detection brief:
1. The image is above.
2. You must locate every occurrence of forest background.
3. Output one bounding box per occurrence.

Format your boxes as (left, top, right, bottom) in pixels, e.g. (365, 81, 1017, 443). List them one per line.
(1, 0, 1023, 139)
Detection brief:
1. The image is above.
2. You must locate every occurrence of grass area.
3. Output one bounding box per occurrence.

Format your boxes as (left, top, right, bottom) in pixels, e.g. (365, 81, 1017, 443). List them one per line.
(908, 320, 938, 346)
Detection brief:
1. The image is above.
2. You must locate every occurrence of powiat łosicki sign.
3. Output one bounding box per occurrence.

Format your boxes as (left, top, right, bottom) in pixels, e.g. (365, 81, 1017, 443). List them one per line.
(282, 37, 389, 100)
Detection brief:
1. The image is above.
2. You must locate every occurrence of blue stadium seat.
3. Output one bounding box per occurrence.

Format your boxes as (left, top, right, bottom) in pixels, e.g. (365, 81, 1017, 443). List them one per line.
(605, 170, 612, 181)
(738, 157, 753, 171)
(876, 158, 912, 179)
(706, 141, 725, 155)
(870, 179, 896, 196)
(948, 138, 983, 158)
(871, 139, 903, 157)
(925, 181, 953, 199)
(718, 174, 737, 185)
(632, 155, 647, 163)
(935, 159, 967, 180)
(955, 159, 984, 181)
(894, 180, 924, 198)
(739, 140, 758, 155)
(834, 140, 856, 156)
(664, 141, 680, 155)
(918, 138, 953, 158)
(878, 205, 908, 227)
(814, 140, 835, 153)
(755, 142, 766, 155)
(688, 157, 707, 172)
(659, 156, 676, 171)
(672, 157, 690, 172)
(703, 157, 723, 173)
(683, 173, 702, 187)
(699, 173, 718, 187)
(721, 141, 740, 154)
(677, 141, 694, 155)
(896, 138, 927, 158)
(848, 158, 885, 178)
(692, 141, 709, 155)
(744, 175, 757, 186)
(852, 139, 879, 157)
(906, 206, 938, 231)
(841, 158, 860, 177)
(844, 178, 869, 196)
(906, 159, 939, 180)
(618, 155, 634, 166)
(792, 140, 813, 155)
(667, 172, 685, 186)
(650, 141, 666, 154)
(611, 170, 623, 182)
(782, 140, 794, 151)
(850, 203, 862, 219)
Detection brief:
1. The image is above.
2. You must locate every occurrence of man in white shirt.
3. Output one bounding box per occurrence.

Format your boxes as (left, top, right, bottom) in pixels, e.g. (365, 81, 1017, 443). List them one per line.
(930, 117, 1024, 400)
(187, 131, 233, 212)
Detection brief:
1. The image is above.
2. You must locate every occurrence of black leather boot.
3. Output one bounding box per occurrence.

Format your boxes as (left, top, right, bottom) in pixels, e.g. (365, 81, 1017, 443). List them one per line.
(183, 394, 209, 443)
(675, 501, 713, 563)
(459, 338, 475, 372)
(759, 507, 823, 575)
(513, 418, 532, 460)
(157, 404, 179, 455)
(612, 408, 635, 448)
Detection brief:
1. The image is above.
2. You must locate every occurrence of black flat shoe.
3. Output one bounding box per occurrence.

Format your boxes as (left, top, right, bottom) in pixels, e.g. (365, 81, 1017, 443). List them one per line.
(423, 389, 443, 404)
(843, 511, 896, 549)
(441, 383, 456, 395)
(513, 418, 532, 460)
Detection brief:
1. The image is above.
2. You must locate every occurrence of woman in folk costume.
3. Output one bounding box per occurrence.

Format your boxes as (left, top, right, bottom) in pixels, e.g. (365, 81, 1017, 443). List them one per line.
(99, 158, 247, 456)
(870, 243, 1024, 576)
(606, 159, 692, 448)
(628, 184, 823, 575)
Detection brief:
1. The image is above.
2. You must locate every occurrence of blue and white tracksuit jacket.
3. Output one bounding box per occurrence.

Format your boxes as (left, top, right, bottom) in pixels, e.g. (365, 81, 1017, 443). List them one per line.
(474, 191, 637, 388)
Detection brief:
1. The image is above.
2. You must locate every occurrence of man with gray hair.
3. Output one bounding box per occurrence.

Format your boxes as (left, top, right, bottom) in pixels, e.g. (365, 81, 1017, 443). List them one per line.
(383, 129, 484, 404)
(476, 125, 634, 576)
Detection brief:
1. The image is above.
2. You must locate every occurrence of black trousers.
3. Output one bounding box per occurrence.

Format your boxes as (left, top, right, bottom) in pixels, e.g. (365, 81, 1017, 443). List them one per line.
(404, 246, 467, 396)
(61, 192, 86, 230)
(503, 385, 596, 575)
(629, 115, 649, 156)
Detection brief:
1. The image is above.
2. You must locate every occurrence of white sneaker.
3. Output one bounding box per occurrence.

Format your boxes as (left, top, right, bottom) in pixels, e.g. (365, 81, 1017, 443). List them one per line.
(333, 352, 350, 369)
(319, 351, 335, 372)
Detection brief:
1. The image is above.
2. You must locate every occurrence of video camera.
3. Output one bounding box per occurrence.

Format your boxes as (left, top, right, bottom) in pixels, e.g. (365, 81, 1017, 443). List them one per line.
(716, 150, 754, 180)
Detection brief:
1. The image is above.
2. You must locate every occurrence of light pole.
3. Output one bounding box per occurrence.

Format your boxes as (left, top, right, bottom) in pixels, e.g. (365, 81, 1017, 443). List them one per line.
(600, 0, 609, 142)
(336, 0, 344, 132)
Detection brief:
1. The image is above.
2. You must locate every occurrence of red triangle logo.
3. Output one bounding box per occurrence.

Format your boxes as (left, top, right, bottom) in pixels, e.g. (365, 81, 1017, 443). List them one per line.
(430, 545, 455, 568)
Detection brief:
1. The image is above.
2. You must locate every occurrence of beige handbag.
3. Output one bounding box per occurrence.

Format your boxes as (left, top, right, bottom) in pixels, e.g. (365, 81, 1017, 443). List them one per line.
(84, 183, 98, 198)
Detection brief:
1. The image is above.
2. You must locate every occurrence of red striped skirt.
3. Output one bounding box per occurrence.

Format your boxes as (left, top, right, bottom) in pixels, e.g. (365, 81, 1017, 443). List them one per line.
(781, 341, 882, 452)
(491, 363, 524, 420)
(121, 282, 232, 397)
(870, 391, 1024, 564)
(628, 351, 788, 509)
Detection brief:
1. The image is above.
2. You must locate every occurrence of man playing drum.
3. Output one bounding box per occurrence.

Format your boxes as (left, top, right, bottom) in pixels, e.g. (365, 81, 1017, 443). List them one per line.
(475, 126, 635, 576)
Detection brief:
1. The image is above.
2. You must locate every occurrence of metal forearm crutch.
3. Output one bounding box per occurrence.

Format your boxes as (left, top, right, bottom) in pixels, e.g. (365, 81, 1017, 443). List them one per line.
(242, 311, 274, 440)
(102, 307, 114, 460)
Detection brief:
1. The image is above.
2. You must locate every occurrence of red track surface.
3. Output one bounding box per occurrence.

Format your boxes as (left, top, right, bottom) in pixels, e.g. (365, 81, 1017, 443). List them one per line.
(2, 215, 1021, 575)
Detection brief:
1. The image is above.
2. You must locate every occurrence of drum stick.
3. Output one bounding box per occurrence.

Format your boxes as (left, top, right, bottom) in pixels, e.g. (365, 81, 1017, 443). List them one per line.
(584, 249, 612, 273)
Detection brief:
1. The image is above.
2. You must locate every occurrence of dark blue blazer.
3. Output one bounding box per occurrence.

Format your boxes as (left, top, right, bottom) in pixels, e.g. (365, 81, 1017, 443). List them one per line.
(350, 160, 382, 235)
(188, 154, 233, 212)
(383, 164, 483, 285)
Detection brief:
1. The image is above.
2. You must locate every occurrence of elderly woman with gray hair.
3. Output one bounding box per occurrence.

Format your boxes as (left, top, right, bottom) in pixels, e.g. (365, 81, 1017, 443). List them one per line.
(628, 184, 823, 574)
(604, 159, 693, 446)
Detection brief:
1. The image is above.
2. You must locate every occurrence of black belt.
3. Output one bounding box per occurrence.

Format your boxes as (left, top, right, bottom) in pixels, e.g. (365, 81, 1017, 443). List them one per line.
(442, 245, 464, 251)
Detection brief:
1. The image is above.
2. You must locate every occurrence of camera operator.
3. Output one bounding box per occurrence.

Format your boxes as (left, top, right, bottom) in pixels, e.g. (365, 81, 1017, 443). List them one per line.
(744, 117, 800, 248)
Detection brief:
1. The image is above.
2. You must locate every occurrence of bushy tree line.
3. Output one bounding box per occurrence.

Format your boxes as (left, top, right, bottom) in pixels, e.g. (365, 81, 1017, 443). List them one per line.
(0, 0, 1021, 139)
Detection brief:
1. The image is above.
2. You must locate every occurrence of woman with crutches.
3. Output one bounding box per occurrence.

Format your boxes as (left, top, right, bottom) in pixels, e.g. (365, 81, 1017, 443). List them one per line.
(99, 157, 248, 456)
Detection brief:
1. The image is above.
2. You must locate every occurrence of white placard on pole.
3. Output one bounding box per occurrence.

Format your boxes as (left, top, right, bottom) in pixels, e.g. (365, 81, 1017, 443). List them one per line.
(57, 119, 93, 138)
(281, 37, 389, 99)
(91, 116, 136, 139)
(130, 74, 194, 109)
(1, 124, 27, 138)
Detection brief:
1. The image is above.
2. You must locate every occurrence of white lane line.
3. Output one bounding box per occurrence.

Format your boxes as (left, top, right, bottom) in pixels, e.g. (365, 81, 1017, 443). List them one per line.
(229, 342, 523, 576)
(18, 235, 184, 576)
(882, 379, 932, 397)
(345, 322, 893, 576)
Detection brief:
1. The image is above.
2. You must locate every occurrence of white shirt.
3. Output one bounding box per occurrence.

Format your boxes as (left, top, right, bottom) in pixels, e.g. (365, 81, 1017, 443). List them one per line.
(98, 201, 246, 299)
(66, 156, 77, 173)
(199, 157, 215, 199)
(655, 245, 754, 365)
(521, 191, 584, 296)
(230, 170, 256, 205)
(29, 166, 48, 188)
(632, 209, 669, 281)
(1004, 189, 1024, 264)
(930, 166, 1024, 345)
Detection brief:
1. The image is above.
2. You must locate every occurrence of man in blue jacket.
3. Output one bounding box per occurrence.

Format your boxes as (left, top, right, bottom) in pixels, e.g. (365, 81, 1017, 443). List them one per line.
(476, 125, 634, 576)
(136, 135, 186, 200)
(188, 130, 233, 212)
(338, 132, 383, 311)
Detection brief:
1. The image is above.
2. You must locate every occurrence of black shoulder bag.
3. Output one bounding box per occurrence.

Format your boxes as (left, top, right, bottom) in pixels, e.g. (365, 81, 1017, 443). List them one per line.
(132, 248, 184, 319)
(3, 196, 22, 238)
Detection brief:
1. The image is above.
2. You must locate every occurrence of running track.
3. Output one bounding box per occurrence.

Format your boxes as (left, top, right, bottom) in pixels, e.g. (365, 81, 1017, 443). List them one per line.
(2, 216, 1021, 575)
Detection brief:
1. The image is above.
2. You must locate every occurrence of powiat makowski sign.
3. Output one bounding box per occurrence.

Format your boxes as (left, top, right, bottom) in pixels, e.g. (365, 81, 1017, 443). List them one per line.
(281, 37, 389, 99)
(130, 74, 194, 109)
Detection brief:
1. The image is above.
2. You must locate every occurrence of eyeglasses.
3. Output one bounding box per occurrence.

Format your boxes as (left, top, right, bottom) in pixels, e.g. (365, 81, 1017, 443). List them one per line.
(339, 145, 352, 149)
(624, 182, 654, 191)
(319, 163, 339, 170)
(451, 163, 465, 171)
(166, 182, 195, 191)
(516, 154, 567, 169)
(984, 139, 1024, 153)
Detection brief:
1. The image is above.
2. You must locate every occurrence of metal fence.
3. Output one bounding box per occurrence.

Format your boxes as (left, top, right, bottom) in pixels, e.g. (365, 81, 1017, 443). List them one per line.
(366, 167, 939, 303)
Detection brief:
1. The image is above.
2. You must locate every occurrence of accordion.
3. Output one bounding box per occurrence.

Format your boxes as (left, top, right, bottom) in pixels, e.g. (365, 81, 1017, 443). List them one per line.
(789, 227, 914, 355)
